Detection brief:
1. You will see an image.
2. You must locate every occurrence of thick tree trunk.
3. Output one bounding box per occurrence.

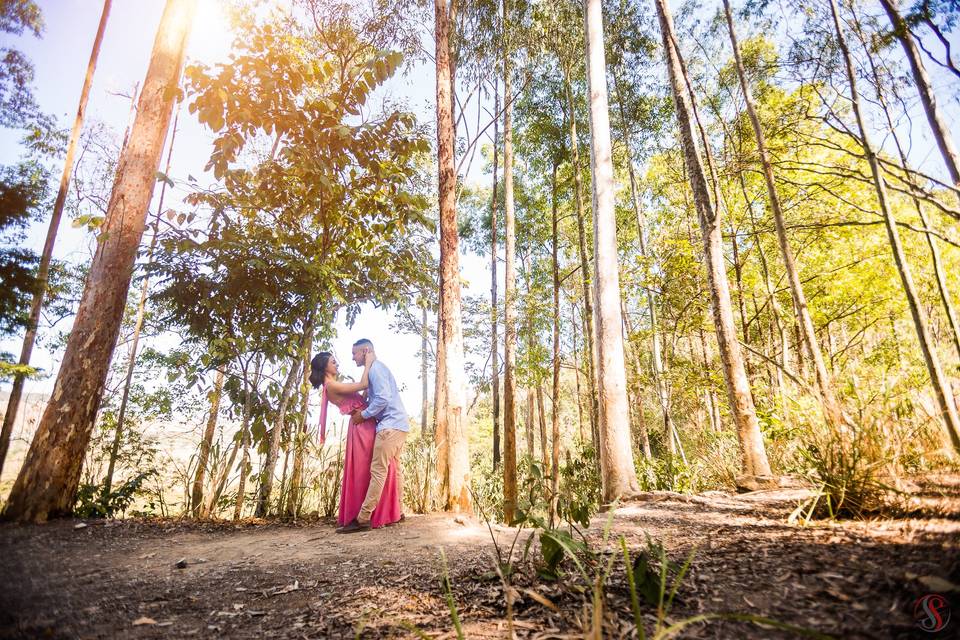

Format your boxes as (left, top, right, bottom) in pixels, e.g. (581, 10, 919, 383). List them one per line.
(583, 0, 641, 501)
(434, 0, 471, 512)
(879, 0, 960, 188)
(502, 0, 519, 524)
(191, 368, 224, 518)
(0, 0, 112, 478)
(491, 84, 501, 470)
(562, 73, 600, 450)
(653, 0, 772, 480)
(255, 337, 307, 518)
(2, 0, 196, 522)
(722, 0, 844, 428)
(103, 103, 180, 496)
(829, 0, 960, 453)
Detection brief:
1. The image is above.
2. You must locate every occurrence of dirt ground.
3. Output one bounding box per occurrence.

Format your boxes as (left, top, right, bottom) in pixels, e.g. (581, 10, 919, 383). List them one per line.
(1, 478, 959, 639)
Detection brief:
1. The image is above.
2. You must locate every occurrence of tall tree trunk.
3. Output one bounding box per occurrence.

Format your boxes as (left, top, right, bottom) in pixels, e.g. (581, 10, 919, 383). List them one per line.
(2, 0, 197, 522)
(879, 0, 960, 188)
(434, 0, 471, 512)
(103, 101, 181, 496)
(255, 324, 310, 518)
(551, 162, 562, 518)
(491, 83, 502, 470)
(850, 9, 960, 366)
(526, 388, 535, 461)
(562, 72, 600, 449)
(421, 303, 430, 434)
(584, 0, 641, 501)
(0, 0, 112, 478)
(613, 70, 671, 460)
(537, 385, 548, 474)
(722, 0, 844, 428)
(829, 0, 960, 453)
(571, 302, 587, 444)
(285, 339, 314, 519)
(234, 361, 260, 520)
(192, 368, 224, 518)
(653, 0, 772, 481)
(502, 0, 519, 524)
(621, 296, 652, 459)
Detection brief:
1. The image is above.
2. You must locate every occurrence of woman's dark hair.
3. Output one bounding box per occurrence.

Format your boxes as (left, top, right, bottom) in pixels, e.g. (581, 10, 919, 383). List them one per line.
(309, 352, 332, 389)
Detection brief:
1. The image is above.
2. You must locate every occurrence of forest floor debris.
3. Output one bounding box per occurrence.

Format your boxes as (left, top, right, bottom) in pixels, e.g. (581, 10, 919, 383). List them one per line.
(1, 478, 959, 639)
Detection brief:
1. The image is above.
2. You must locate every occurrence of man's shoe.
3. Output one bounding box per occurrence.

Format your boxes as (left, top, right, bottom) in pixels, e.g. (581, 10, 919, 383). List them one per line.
(336, 519, 369, 534)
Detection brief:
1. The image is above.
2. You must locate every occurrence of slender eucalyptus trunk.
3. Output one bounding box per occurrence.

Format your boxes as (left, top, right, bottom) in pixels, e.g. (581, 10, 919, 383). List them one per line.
(850, 9, 960, 367)
(584, 0, 641, 500)
(502, 0, 519, 523)
(829, 0, 960, 453)
(654, 0, 772, 480)
(234, 361, 260, 520)
(434, 0, 471, 511)
(3, 0, 197, 522)
(421, 303, 430, 434)
(562, 72, 600, 450)
(551, 162, 562, 518)
(879, 0, 960, 188)
(491, 83, 501, 469)
(722, 0, 844, 428)
(613, 71, 670, 459)
(191, 368, 224, 518)
(255, 332, 308, 518)
(0, 0, 112, 479)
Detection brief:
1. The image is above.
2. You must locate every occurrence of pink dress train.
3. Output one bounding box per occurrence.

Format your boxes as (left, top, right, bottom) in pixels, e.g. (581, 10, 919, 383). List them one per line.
(329, 392, 402, 528)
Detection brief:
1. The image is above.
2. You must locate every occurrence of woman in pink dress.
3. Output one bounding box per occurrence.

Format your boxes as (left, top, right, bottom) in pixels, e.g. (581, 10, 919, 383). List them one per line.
(309, 351, 403, 529)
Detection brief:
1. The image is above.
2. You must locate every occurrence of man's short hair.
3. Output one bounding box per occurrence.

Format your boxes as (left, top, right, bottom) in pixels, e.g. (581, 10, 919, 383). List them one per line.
(352, 338, 374, 349)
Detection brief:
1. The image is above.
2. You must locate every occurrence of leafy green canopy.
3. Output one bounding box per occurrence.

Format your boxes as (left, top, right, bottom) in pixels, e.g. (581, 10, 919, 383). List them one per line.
(151, 15, 433, 370)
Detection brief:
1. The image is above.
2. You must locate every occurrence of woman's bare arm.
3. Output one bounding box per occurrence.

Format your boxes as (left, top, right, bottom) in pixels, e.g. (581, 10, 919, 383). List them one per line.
(324, 352, 375, 395)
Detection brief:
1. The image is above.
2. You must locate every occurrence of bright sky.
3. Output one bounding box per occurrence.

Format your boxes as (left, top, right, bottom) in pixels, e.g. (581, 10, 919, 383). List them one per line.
(0, 0, 493, 420)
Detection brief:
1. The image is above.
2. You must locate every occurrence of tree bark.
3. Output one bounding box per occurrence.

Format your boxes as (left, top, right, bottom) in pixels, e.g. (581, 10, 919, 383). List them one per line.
(551, 161, 562, 519)
(434, 0, 471, 512)
(584, 0, 641, 501)
(879, 0, 960, 188)
(491, 83, 501, 470)
(285, 339, 314, 519)
(502, 0, 518, 524)
(653, 0, 772, 480)
(851, 8, 960, 367)
(537, 384, 548, 474)
(103, 101, 181, 497)
(722, 0, 844, 429)
(571, 303, 587, 444)
(829, 0, 960, 453)
(191, 368, 224, 518)
(421, 303, 430, 434)
(0, 0, 112, 479)
(2, 0, 197, 523)
(562, 72, 600, 451)
(234, 360, 260, 520)
(613, 70, 670, 460)
(255, 328, 308, 518)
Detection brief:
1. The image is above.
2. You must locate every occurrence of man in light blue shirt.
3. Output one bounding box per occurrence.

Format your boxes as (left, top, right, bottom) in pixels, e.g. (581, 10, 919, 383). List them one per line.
(340, 338, 409, 533)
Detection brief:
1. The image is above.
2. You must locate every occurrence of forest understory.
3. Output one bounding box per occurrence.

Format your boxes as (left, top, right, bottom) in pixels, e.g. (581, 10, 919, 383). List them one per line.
(2, 477, 958, 640)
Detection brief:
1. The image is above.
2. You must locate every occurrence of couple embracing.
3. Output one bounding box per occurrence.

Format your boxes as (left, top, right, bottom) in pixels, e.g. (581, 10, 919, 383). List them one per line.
(308, 339, 408, 532)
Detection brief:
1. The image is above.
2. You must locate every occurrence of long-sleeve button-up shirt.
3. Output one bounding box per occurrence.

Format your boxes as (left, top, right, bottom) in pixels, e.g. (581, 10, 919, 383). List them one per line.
(360, 360, 410, 432)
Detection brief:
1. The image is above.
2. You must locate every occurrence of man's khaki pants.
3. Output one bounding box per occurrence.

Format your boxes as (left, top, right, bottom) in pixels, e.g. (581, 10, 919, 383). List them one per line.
(358, 428, 406, 523)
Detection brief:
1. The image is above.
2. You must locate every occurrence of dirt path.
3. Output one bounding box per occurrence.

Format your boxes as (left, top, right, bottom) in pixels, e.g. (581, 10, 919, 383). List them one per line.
(1, 483, 958, 639)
